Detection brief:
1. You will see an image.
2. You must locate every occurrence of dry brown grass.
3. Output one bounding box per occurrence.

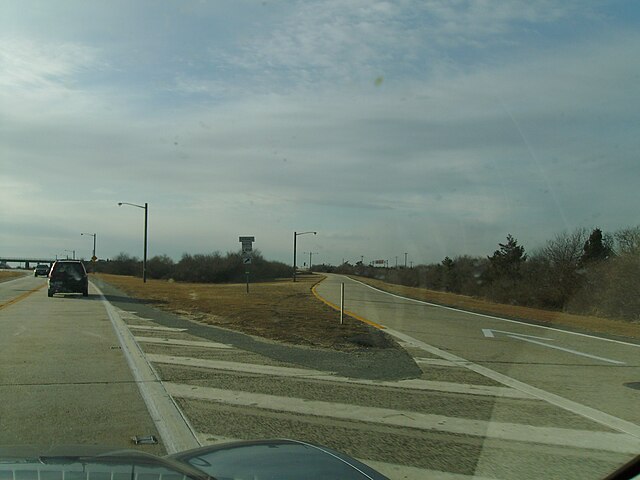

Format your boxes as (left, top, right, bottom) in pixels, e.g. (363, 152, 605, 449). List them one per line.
(95, 273, 391, 351)
(0, 271, 26, 282)
(350, 275, 640, 340)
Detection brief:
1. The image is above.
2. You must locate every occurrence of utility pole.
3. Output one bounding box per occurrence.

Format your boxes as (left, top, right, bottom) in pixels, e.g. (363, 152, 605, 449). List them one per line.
(404, 252, 408, 268)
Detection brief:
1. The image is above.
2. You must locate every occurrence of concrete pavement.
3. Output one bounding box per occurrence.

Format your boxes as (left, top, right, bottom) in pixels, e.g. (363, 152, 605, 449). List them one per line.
(314, 274, 640, 428)
(0, 276, 163, 453)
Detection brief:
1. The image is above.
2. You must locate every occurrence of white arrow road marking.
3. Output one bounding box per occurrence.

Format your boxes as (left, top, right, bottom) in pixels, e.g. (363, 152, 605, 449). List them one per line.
(483, 329, 626, 365)
(482, 328, 549, 340)
(343, 275, 640, 348)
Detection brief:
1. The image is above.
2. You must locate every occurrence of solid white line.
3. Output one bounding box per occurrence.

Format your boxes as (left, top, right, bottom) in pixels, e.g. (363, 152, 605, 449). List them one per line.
(146, 354, 333, 377)
(338, 275, 640, 348)
(509, 335, 626, 365)
(128, 325, 188, 332)
(165, 382, 640, 454)
(384, 327, 640, 439)
(148, 354, 531, 398)
(482, 329, 626, 365)
(415, 357, 459, 367)
(95, 286, 200, 453)
(134, 336, 232, 349)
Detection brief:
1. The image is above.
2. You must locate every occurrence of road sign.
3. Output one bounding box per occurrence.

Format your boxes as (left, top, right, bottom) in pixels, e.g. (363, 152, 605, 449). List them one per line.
(239, 237, 254, 292)
(91, 255, 98, 262)
(239, 236, 255, 253)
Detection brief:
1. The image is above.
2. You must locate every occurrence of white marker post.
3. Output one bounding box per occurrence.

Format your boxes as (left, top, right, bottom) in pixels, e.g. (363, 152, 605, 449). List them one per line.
(340, 283, 345, 325)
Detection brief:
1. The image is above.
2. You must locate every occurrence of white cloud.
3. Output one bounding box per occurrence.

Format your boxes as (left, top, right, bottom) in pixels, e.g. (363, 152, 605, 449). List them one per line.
(196, 0, 590, 96)
(1, 2, 637, 264)
(0, 37, 100, 91)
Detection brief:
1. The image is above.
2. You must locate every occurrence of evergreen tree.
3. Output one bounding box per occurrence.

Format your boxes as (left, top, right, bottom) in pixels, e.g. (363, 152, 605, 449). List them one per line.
(581, 228, 612, 264)
(487, 234, 527, 279)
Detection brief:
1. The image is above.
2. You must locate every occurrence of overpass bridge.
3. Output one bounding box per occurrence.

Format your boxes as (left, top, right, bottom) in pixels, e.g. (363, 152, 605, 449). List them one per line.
(0, 257, 56, 269)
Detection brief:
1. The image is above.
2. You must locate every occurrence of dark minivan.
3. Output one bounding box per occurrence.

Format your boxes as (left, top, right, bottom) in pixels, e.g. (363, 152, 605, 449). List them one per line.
(47, 260, 88, 297)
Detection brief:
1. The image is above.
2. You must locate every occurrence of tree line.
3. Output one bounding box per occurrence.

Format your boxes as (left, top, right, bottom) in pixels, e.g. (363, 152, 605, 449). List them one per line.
(315, 226, 640, 322)
(93, 250, 291, 283)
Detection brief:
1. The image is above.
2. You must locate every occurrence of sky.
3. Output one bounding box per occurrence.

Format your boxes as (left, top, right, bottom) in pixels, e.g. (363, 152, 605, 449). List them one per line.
(2, 0, 639, 267)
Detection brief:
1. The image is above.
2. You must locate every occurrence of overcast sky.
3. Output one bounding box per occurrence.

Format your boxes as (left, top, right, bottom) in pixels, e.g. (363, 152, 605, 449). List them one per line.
(2, 1, 639, 266)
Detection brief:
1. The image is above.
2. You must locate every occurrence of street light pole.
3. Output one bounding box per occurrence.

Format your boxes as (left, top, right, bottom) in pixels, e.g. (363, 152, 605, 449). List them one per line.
(143, 202, 148, 283)
(81, 233, 97, 260)
(404, 252, 408, 268)
(293, 231, 316, 282)
(118, 202, 149, 283)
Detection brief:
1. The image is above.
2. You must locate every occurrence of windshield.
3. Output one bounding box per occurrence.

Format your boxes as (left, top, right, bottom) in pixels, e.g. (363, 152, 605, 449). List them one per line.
(1, 2, 639, 479)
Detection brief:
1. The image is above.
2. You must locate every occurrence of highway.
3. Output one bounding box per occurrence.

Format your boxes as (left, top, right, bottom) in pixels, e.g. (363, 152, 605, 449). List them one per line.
(315, 274, 640, 427)
(1, 273, 638, 479)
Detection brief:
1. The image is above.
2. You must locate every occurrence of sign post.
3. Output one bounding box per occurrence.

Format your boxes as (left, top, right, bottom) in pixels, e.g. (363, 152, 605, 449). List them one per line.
(239, 236, 255, 293)
(340, 283, 345, 325)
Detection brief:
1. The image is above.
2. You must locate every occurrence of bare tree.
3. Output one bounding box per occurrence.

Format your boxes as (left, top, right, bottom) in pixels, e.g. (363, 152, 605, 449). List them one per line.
(614, 225, 640, 255)
(541, 228, 587, 267)
(537, 228, 588, 308)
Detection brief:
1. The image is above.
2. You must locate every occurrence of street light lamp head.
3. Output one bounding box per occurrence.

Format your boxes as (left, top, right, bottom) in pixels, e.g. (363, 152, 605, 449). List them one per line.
(117, 202, 123, 206)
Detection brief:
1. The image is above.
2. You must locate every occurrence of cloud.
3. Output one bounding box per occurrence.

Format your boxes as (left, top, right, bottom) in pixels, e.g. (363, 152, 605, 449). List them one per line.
(1, 2, 637, 264)
(194, 0, 591, 96)
(0, 37, 103, 100)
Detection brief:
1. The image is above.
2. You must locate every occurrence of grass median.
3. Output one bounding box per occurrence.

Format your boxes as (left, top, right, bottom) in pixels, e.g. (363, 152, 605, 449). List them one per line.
(0, 271, 27, 282)
(95, 273, 395, 351)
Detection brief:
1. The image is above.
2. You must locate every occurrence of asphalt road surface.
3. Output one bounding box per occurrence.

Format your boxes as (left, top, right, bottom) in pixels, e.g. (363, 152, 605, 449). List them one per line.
(1, 273, 638, 479)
